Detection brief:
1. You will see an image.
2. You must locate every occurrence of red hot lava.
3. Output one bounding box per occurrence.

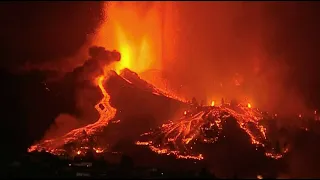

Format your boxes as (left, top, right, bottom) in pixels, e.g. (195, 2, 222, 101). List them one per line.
(136, 102, 289, 160)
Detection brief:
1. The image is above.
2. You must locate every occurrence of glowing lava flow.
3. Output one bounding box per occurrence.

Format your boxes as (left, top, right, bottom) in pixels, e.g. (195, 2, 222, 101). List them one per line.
(29, 1, 183, 154)
(28, 73, 116, 155)
(94, 74, 117, 126)
(136, 103, 289, 160)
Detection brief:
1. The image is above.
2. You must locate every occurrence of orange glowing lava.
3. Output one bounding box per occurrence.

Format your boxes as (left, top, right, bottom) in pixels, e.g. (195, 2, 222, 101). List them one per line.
(257, 175, 263, 179)
(94, 2, 185, 102)
(211, 100, 215, 107)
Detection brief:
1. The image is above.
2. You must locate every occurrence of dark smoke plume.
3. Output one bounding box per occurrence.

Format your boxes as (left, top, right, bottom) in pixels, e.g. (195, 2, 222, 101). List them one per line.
(63, 46, 120, 82)
(43, 46, 121, 140)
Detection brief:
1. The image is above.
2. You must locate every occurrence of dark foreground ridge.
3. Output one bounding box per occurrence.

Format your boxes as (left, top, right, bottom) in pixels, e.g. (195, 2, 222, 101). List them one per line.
(5, 151, 223, 179)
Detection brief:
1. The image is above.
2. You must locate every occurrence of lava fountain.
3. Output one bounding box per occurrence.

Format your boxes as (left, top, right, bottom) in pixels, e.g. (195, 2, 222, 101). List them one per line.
(93, 2, 184, 101)
(94, 2, 163, 74)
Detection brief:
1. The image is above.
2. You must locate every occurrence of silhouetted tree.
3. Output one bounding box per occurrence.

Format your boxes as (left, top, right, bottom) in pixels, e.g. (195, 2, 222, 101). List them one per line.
(200, 100, 206, 107)
(275, 140, 281, 153)
(192, 97, 199, 106)
(230, 99, 238, 108)
(221, 98, 225, 105)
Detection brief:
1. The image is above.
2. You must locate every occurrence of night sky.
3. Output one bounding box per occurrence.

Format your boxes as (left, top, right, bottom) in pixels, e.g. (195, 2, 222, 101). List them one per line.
(0, 2, 103, 68)
(0, 1, 104, 161)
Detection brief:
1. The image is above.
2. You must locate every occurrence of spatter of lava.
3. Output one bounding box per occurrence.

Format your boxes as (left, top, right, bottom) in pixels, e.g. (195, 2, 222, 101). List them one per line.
(136, 103, 289, 160)
(28, 73, 116, 155)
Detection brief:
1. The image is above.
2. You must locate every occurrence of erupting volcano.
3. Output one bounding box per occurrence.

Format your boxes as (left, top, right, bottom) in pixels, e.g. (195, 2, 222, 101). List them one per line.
(28, 54, 289, 161)
(28, 2, 182, 156)
(28, 2, 291, 165)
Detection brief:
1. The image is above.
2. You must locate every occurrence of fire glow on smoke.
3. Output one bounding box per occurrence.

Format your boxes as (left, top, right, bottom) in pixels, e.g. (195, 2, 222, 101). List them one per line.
(95, 2, 184, 102)
(95, 2, 163, 74)
(28, 2, 180, 155)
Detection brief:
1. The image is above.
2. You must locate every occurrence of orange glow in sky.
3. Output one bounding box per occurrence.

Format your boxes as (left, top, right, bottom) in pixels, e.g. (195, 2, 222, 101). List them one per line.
(94, 2, 163, 74)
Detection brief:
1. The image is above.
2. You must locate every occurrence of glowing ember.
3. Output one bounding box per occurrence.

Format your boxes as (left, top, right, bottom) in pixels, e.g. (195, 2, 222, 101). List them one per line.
(77, 150, 81, 155)
(247, 103, 252, 109)
(136, 103, 289, 160)
(265, 147, 289, 159)
(211, 100, 215, 107)
(93, 147, 104, 154)
(257, 175, 263, 179)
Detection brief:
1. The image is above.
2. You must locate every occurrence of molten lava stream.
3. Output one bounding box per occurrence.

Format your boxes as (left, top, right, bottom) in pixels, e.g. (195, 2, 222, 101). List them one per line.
(28, 74, 116, 154)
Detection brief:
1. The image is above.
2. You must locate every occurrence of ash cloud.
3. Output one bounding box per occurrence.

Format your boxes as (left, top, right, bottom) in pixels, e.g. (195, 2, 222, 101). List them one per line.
(43, 114, 80, 140)
(64, 46, 120, 81)
(42, 46, 121, 141)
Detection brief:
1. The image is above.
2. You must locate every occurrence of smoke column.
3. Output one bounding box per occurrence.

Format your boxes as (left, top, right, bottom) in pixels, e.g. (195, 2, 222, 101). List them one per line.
(158, 2, 307, 114)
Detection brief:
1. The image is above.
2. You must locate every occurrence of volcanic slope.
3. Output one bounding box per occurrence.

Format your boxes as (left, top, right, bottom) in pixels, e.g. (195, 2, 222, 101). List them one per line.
(28, 64, 186, 155)
(136, 103, 289, 161)
(28, 47, 288, 166)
